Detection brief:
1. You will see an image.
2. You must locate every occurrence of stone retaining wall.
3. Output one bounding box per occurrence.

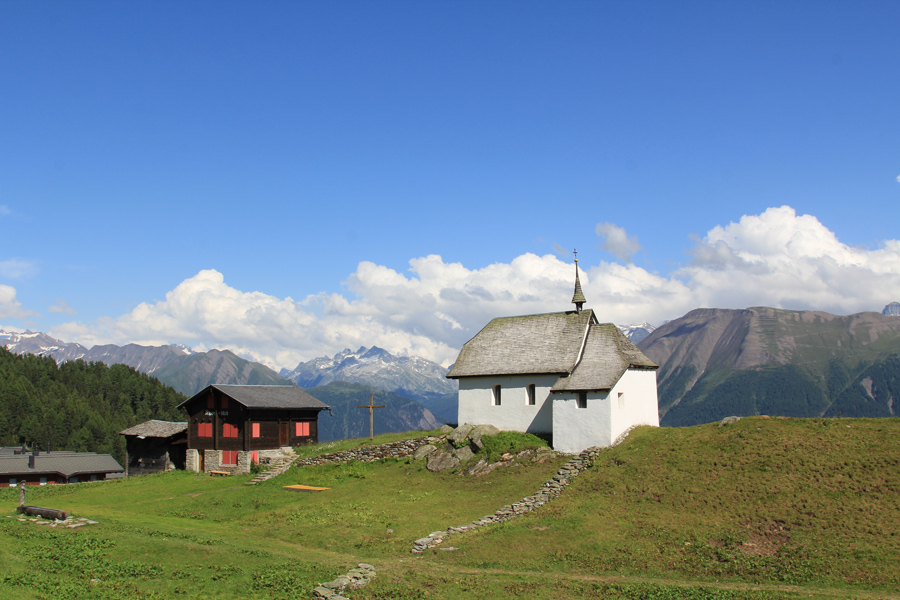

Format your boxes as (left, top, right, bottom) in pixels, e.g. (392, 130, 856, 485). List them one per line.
(294, 437, 440, 466)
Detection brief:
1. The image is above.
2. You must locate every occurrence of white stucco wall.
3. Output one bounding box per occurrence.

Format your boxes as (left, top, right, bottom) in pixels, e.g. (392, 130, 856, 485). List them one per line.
(457, 374, 558, 433)
(552, 368, 659, 454)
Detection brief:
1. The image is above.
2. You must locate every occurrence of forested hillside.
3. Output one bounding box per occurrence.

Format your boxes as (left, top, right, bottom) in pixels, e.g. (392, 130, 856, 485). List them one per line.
(0, 348, 185, 464)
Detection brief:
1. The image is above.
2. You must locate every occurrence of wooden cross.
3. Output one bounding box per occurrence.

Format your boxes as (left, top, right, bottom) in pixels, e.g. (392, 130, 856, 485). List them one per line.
(358, 394, 386, 440)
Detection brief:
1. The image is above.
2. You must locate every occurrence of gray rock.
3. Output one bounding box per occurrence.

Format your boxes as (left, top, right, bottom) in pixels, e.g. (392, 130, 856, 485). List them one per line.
(447, 423, 474, 445)
(719, 416, 741, 427)
(454, 445, 475, 462)
(413, 444, 437, 460)
(438, 424, 454, 434)
(468, 424, 500, 449)
(426, 450, 460, 473)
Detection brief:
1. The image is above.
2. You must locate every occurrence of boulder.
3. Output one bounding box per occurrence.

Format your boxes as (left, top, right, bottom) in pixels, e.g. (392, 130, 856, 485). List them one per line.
(468, 424, 500, 449)
(719, 416, 741, 427)
(427, 450, 460, 473)
(413, 445, 437, 460)
(448, 423, 474, 446)
(454, 445, 474, 463)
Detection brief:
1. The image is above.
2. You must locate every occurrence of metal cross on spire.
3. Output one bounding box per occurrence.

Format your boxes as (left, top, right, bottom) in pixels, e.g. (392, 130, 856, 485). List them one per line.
(571, 249, 586, 312)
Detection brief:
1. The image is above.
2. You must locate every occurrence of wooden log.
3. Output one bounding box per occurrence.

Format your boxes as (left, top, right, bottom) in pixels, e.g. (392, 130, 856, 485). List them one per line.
(16, 506, 68, 521)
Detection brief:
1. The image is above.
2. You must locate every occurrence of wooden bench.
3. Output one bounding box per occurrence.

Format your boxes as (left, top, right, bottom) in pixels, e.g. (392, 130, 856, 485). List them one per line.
(209, 470, 231, 477)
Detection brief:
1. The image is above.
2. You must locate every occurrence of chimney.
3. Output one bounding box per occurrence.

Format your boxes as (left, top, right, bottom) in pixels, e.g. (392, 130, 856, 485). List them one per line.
(28, 454, 35, 469)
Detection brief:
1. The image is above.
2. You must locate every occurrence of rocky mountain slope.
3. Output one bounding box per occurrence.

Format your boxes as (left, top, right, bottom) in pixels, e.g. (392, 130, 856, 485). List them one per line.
(281, 346, 458, 422)
(638, 307, 900, 425)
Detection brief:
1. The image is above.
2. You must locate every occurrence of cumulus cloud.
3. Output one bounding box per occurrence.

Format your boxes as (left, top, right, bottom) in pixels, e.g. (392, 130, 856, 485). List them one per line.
(0, 258, 36, 279)
(0, 285, 37, 319)
(48, 206, 900, 371)
(596, 222, 642, 262)
(48, 299, 76, 315)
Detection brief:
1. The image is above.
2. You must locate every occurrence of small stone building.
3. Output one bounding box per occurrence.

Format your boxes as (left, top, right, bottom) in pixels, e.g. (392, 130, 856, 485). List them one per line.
(119, 420, 188, 476)
(178, 384, 330, 475)
(0, 446, 124, 487)
(447, 258, 660, 453)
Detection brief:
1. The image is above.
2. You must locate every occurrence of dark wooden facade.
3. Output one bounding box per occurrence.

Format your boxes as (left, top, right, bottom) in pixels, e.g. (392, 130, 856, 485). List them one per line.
(119, 421, 188, 476)
(179, 384, 329, 454)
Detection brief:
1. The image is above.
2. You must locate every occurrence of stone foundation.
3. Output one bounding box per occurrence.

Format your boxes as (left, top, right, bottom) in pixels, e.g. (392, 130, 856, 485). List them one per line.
(186, 449, 200, 473)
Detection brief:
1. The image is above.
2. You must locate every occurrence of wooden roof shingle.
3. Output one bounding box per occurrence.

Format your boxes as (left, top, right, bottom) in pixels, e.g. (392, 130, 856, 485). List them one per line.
(551, 323, 658, 392)
(447, 310, 596, 378)
(178, 384, 329, 411)
(119, 420, 187, 438)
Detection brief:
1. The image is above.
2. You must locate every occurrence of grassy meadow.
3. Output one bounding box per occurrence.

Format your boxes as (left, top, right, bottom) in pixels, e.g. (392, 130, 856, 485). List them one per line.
(1, 419, 898, 600)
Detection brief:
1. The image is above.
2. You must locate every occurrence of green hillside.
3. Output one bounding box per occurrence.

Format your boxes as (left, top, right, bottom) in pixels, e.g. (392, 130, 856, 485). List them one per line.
(2, 417, 898, 600)
(0, 348, 185, 464)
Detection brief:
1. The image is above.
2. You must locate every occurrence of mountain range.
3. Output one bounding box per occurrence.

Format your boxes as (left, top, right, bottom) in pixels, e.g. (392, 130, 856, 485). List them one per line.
(638, 306, 900, 425)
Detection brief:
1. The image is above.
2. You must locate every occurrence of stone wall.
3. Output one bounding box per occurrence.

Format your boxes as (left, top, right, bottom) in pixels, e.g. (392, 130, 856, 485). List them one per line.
(294, 437, 439, 466)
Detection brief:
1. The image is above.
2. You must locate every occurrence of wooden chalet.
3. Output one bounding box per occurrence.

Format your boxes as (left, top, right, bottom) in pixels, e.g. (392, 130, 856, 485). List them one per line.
(0, 446, 124, 487)
(177, 384, 330, 474)
(119, 420, 188, 476)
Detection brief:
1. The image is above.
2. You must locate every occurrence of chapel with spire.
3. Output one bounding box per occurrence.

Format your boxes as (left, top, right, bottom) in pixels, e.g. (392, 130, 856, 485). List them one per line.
(447, 253, 660, 453)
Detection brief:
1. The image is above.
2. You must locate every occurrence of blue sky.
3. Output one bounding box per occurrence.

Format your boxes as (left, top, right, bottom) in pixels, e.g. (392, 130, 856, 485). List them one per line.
(2, 1, 899, 368)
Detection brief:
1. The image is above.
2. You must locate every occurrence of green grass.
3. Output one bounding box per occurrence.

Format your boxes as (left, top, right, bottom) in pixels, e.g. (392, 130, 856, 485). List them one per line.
(1, 421, 898, 600)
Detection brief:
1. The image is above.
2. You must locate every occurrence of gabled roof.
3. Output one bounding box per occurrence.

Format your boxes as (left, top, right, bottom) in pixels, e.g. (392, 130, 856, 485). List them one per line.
(119, 420, 188, 438)
(551, 323, 658, 392)
(0, 452, 124, 478)
(178, 384, 329, 411)
(447, 310, 597, 378)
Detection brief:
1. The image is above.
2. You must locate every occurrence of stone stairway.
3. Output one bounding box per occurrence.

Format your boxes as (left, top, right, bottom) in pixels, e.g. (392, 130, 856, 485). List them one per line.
(244, 451, 299, 486)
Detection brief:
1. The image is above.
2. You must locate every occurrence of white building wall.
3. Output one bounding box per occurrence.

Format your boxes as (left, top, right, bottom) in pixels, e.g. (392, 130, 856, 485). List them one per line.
(552, 368, 660, 454)
(457, 374, 558, 433)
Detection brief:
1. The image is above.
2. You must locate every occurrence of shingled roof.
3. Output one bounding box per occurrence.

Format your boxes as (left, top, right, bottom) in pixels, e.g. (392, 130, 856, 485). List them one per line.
(447, 309, 597, 378)
(178, 384, 329, 411)
(120, 420, 187, 438)
(551, 323, 658, 391)
(0, 451, 123, 479)
(447, 310, 657, 390)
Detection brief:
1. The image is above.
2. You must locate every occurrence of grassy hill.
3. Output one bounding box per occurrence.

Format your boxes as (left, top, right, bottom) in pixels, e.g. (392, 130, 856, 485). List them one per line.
(2, 418, 898, 600)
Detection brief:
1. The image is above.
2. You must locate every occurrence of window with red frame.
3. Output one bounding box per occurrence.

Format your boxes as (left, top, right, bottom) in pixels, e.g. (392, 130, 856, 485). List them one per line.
(222, 423, 238, 438)
(252, 422, 260, 438)
(221, 450, 238, 466)
(295, 422, 310, 437)
(198, 422, 213, 437)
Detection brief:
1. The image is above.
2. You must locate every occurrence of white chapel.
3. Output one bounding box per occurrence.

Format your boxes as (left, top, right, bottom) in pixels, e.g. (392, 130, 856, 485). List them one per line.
(446, 257, 660, 453)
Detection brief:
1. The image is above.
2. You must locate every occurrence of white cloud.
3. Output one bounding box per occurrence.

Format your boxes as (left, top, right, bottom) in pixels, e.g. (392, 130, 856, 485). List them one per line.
(48, 299, 76, 315)
(0, 258, 36, 279)
(0, 285, 37, 319)
(596, 222, 642, 262)
(48, 206, 900, 371)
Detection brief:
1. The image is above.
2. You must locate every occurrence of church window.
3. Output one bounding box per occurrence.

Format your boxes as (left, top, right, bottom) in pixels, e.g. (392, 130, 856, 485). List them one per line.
(493, 384, 502, 406)
(576, 392, 587, 409)
(527, 384, 536, 405)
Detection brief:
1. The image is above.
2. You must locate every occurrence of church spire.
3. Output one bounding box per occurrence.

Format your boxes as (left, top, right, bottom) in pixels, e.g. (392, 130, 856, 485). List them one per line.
(571, 250, 586, 313)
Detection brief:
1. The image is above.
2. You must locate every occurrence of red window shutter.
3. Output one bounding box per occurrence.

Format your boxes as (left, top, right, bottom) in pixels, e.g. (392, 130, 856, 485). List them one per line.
(222, 423, 238, 438)
(221, 397, 229, 409)
(296, 422, 309, 437)
(207, 395, 214, 409)
(252, 422, 260, 438)
(251, 451, 258, 464)
(222, 450, 238, 466)
(198, 423, 212, 438)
